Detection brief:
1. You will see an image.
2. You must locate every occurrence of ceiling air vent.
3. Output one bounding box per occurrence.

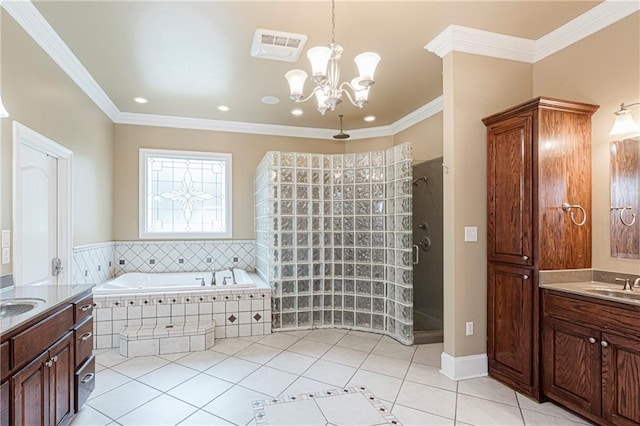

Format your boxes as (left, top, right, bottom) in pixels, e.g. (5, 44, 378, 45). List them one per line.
(250, 29, 307, 62)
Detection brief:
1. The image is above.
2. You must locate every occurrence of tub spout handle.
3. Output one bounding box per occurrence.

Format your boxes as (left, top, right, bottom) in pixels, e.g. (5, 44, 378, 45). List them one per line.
(196, 277, 206, 286)
(222, 277, 228, 285)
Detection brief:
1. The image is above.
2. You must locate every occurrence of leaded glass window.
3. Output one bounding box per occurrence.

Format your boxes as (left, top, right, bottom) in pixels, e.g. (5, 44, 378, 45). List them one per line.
(140, 149, 232, 238)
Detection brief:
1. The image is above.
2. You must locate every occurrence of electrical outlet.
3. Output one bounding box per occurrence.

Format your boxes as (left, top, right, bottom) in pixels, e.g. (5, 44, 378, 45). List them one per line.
(466, 321, 474, 336)
(1, 248, 9, 264)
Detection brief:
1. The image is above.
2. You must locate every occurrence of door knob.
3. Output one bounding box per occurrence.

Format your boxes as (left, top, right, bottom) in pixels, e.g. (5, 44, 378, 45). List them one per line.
(523, 275, 529, 280)
(588, 337, 596, 344)
(522, 255, 529, 261)
(601, 341, 609, 347)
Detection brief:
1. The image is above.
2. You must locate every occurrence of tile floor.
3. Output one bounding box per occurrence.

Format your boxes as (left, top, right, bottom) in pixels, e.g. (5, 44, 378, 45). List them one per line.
(72, 329, 593, 426)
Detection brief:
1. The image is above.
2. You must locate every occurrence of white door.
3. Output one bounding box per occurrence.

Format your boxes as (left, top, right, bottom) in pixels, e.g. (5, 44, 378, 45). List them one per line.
(19, 145, 58, 286)
(13, 122, 73, 286)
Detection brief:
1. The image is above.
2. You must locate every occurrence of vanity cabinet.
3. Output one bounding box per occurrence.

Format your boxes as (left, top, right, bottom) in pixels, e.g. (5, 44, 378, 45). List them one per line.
(1, 290, 94, 426)
(542, 289, 640, 425)
(483, 97, 598, 399)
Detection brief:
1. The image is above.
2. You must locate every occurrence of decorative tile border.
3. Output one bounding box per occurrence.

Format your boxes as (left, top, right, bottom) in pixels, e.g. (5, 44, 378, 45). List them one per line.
(114, 240, 256, 275)
(252, 385, 401, 426)
(92, 286, 271, 349)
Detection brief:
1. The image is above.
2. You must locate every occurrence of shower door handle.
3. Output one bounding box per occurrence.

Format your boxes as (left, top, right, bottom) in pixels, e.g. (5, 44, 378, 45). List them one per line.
(413, 245, 419, 265)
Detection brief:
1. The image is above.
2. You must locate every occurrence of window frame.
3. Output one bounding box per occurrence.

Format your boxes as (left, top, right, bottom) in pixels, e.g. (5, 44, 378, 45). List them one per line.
(139, 148, 232, 239)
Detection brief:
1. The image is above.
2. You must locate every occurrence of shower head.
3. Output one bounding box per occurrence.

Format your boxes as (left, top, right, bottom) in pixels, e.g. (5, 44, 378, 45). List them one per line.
(412, 176, 428, 186)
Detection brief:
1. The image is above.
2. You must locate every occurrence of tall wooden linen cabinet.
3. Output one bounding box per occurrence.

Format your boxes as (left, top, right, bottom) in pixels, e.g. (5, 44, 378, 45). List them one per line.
(482, 97, 598, 400)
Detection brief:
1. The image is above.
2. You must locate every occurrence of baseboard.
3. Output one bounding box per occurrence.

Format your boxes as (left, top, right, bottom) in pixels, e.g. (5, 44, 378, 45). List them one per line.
(440, 352, 488, 380)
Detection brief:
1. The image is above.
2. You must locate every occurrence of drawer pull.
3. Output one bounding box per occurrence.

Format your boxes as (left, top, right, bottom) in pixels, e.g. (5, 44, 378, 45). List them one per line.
(80, 304, 93, 312)
(588, 337, 596, 344)
(522, 255, 529, 261)
(79, 332, 93, 341)
(601, 341, 609, 348)
(523, 275, 529, 280)
(80, 373, 95, 384)
(45, 359, 53, 368)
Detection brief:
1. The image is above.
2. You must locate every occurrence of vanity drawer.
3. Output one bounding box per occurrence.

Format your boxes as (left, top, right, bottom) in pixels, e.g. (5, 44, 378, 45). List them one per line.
(543, 290, 640, 335)
(11, 305, 73, 370)
(74, 316, 94, 368)
(75, 355, 95, 411)
(74, 294, 94, 324)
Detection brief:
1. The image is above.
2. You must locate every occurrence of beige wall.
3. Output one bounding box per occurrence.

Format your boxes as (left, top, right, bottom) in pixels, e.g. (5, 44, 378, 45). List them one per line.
(344, 136, 393, 154)
(113, 124, 345, 240)
(395, 111, 444, 162)
(443, 53, 533, 357)
(533, 12, 640, 275)
(1, 13, 114, 275)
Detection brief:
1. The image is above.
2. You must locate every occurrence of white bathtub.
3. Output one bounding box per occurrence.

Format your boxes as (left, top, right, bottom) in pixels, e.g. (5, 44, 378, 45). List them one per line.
(94, 269, 255, 295)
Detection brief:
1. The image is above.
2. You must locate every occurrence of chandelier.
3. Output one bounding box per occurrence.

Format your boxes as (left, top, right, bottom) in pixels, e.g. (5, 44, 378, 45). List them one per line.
(284, 0, 381, 115)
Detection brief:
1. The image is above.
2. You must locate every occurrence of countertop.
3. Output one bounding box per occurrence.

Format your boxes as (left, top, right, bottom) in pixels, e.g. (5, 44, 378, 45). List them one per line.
(539, 280, 640, 308)
(0, 284, 94, 335)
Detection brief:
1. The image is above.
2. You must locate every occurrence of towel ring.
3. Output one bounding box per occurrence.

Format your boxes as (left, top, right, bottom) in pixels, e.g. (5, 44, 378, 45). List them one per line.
(562, 203, 587, 226)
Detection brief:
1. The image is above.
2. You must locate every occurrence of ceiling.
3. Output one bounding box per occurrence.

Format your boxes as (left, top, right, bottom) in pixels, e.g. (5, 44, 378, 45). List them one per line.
(33, 1, 600, 131)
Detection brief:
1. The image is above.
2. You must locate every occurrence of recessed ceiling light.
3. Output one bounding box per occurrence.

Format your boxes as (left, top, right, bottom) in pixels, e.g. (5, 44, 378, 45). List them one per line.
(217, 105, 230, 112)
(261, 96, 280, 105)
(291, 108, 303, 116)
(133, 97, 148, 104)
(364, 115, 376, 122)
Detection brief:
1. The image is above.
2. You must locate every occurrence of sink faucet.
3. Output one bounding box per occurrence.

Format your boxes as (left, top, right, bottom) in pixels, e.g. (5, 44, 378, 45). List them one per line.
(615, 277, 633, 291)
(211, 269, 217, 286)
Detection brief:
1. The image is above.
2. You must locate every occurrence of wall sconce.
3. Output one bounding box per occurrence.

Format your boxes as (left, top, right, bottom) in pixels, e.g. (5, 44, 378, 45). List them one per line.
(0, 90, 9, 118)
(610, 102, 640, 136)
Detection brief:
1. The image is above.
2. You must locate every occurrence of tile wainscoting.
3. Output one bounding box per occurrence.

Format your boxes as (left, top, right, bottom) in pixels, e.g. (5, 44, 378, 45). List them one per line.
(93, 286, 272, 349)
(72, 240, 257, 285)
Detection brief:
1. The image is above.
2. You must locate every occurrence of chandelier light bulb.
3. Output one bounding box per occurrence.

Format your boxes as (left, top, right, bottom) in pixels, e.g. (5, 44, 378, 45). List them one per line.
(285, 69, 308, 101)
(307, 46, 331, 83)
(351, 78, 370, 107)
(354, 52, 381, 87)
(315, 90, 329, 115)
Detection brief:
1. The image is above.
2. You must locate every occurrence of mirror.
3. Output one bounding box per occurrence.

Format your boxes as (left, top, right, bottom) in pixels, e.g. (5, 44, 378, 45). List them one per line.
(610, 137, 640, 258)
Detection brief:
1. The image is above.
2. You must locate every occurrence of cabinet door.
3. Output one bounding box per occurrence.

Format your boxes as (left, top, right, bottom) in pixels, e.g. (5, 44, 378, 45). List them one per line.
(487, 114, 533, 266)
(542, 317, 601, 417)
(601, 332, 640, 425)
(12, 351, 49, 426)
(49, 332, 74, 426)
(487, 263, 535, 392)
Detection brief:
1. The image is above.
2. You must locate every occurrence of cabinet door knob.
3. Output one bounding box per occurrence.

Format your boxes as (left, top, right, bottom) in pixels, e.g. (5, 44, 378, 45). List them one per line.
(523, 275, 529, 280)
(588, 337, 596, 344)
(522, 255, 529, 261)
(601, 341, 609, 347)
(45, 360, 53, 368)
(52, 355, 58, 363)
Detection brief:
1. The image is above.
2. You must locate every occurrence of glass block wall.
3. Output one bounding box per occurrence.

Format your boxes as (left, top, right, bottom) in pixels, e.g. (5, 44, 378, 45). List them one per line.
(255, 143, 413, 344)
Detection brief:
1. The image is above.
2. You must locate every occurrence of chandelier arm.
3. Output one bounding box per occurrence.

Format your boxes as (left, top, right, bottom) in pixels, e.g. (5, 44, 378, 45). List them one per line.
(295, 86, 324, 104)
(341, 87, 362, 108)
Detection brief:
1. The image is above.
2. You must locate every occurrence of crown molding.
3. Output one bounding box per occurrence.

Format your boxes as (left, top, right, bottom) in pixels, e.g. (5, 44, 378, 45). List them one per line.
(425, 25, 536, 63)
(425, 0, 639, 63)
(1, 0, 120, 121)
(534, 0, 640, 62)
(390, 95, 444, 134)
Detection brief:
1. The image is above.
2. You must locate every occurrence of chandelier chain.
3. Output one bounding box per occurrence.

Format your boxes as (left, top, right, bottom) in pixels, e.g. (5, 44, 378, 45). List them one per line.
(331, 0, 336, 44)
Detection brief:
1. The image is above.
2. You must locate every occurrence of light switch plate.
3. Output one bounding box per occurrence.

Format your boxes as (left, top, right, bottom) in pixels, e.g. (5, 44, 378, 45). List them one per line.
(2, 248, 10, 264)
(464, 226, 478, 242)
(1, 230, 10, 248)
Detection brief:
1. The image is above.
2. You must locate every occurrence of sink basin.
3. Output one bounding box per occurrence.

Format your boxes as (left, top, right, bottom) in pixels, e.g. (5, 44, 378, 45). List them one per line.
(0, 298, 46, 319)
(586, 289, 640, 301)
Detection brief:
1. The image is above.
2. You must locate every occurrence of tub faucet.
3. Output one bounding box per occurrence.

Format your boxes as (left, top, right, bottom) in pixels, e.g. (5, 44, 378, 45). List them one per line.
(196, 277, 206, 286)
(616, 277, 633, 291)
(211, 270, 217, 286)
(230, 267, 237, 285)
